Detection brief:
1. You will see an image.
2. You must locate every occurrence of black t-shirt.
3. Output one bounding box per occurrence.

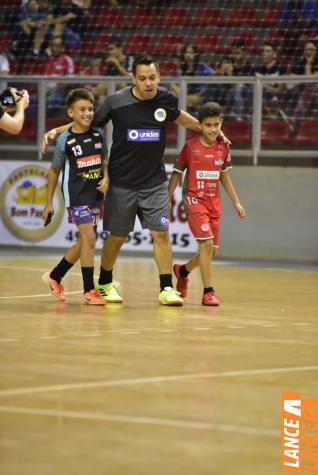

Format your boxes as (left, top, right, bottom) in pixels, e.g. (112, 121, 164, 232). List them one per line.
(52, 4, 85, 33)
(0, 106, 4, 120)
(254, 63, 285, 76)
(293, 57, 318, 75)
(93, 86, 181, 189)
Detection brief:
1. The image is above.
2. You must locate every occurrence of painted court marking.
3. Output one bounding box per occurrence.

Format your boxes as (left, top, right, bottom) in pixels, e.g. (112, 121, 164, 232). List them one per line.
(0, 405, 280, 437)
(0, 365, 317, 398)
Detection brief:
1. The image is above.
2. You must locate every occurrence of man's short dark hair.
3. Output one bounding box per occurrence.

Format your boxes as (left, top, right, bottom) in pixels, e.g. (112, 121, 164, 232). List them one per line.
(263, 42, 277, 51)
(66, 88, 94, 108)
(198, 102, 223, 122)
(132, 55, 159, 75)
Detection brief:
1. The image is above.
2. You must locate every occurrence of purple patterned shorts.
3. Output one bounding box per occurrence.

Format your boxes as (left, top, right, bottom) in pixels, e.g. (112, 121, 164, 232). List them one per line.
(67, 201, 104, 225)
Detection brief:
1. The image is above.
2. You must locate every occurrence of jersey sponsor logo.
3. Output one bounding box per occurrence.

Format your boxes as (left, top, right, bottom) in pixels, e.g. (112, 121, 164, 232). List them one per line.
(214, 159, 224, 166)
(76, 154, 102, 168)
(93, 132, 100, 136)
(196, 170, 220, 180)
(84, 138, 92, 143)
(154, 108, 167, 122)
(67, 138, 76, 145)
(205, 154, 215, 158)
(78, 167, 102, 181)
(127, 129, 160, 142)
(95, 142, 102, 149)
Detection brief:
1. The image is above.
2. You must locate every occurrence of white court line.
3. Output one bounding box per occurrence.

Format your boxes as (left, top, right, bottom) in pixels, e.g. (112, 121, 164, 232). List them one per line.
(0, 290, 82, 299)
(0, 365, 317, 398)
(0, 405, 279, 437)
(0, 264, 82, 276)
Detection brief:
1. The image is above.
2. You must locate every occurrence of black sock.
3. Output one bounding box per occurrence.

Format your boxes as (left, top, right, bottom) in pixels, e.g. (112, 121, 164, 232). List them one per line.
(180, 265, 190, 277)
(81, 267, 94, 293)
(160, 274, 173, 291)
(204, 287, 215, 294)
(98, 266, 113, 285)
(50, 258, 74, 283)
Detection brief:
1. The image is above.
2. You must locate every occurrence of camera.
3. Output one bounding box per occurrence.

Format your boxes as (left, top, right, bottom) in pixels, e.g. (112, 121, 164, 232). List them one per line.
(0, 88, 24, 109)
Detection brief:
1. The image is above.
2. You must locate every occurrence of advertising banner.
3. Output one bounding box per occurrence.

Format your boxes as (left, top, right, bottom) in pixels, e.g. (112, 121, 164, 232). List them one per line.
(0, 160, 197, 253)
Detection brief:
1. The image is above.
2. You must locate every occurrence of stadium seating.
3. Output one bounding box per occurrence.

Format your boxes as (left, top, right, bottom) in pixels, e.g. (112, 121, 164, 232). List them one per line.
(194, 34, 220, 54)
(191, 7, 223, 27)
(0, 0, 316, 150)
(152, 34, 185, 55)
(124, 34, 153, 54)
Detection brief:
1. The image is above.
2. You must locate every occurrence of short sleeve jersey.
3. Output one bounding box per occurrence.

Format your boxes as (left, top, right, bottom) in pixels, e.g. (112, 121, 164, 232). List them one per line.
(92, 86, 181, 189)
(52, 127, 107, 207)
(173, 137, 232, 217)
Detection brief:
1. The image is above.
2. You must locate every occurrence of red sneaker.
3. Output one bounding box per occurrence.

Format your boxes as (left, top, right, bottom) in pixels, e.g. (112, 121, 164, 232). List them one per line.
(83, 289, 106, 305)
(202, 291, 220, 306)
(173, 264, 189, 298)
(42, 271, 65, 302)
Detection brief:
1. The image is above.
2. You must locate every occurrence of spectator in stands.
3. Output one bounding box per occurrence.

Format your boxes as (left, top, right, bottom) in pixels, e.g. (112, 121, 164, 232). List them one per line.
(212, 39, 253, 120)
(254, 43, 286, 118)
(279, 0, 318, 56)
(44, 35, 75, 116)
(105, 38, 133, 77)
(228, 39, 254, 119)
(27, 35, 75, 117)
(171, 44, 214, 113)
(289, 40, 318, 136)
(80, 54, 107, 106)
(213, 55, 234, 115)
(51, 0, 88, 50)
(12, 0, 52, 63)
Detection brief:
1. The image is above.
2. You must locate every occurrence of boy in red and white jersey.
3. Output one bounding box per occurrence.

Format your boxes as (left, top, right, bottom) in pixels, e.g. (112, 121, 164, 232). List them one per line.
(168, 102, 246, 306)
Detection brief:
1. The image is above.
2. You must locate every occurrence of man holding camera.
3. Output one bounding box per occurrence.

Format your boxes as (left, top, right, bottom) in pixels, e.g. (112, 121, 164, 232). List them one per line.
(0, 88, 30, 134)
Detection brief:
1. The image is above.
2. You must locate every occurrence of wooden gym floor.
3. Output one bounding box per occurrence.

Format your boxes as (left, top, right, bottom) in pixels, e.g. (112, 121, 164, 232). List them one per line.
(0, 253, 317, 475)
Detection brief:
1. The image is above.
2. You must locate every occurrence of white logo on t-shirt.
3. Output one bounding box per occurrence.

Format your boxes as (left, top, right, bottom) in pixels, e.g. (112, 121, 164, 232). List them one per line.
(154, 108, 166, 122)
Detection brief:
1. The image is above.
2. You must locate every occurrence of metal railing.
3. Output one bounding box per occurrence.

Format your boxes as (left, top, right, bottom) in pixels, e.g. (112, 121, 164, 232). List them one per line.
(0, 75, 317, 165)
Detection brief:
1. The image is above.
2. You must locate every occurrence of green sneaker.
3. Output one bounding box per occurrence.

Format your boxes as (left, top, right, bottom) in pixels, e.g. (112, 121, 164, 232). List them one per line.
(159, 287, 183, 306)
(96, 281, 123, 303)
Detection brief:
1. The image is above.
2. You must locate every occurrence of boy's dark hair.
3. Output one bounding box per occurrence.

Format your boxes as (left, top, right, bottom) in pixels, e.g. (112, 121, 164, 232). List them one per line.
(198, 102, 223, 122)
(66, 88, 94, 108)
(132, 55, 159, 75)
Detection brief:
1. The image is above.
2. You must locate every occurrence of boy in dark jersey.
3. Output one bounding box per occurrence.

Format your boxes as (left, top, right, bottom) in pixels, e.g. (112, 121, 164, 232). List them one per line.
(168, 102, 246, 306)
(42, 88, 109, 305)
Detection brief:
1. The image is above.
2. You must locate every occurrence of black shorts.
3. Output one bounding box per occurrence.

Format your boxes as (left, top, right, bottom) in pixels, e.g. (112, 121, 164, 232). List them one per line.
(103, 182, 169, 236)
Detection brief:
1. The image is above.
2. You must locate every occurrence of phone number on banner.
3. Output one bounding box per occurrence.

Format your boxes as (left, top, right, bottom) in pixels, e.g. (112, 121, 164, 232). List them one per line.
(65, 230, 192, 250)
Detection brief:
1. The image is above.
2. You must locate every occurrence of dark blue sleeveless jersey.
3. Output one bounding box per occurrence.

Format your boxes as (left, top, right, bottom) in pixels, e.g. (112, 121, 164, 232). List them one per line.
(92, 86, 181, 189)
(52, 127, 107, 207)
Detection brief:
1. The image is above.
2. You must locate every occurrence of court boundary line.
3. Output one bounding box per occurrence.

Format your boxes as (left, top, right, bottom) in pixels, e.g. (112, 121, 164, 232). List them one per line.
(0, 405, 280, 437)
(0, 365, 317, 398)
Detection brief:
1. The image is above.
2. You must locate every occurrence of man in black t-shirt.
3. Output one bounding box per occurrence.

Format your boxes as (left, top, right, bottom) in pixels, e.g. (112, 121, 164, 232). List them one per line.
(42, 56, 221, 306)
(254, 43, 285, 116)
